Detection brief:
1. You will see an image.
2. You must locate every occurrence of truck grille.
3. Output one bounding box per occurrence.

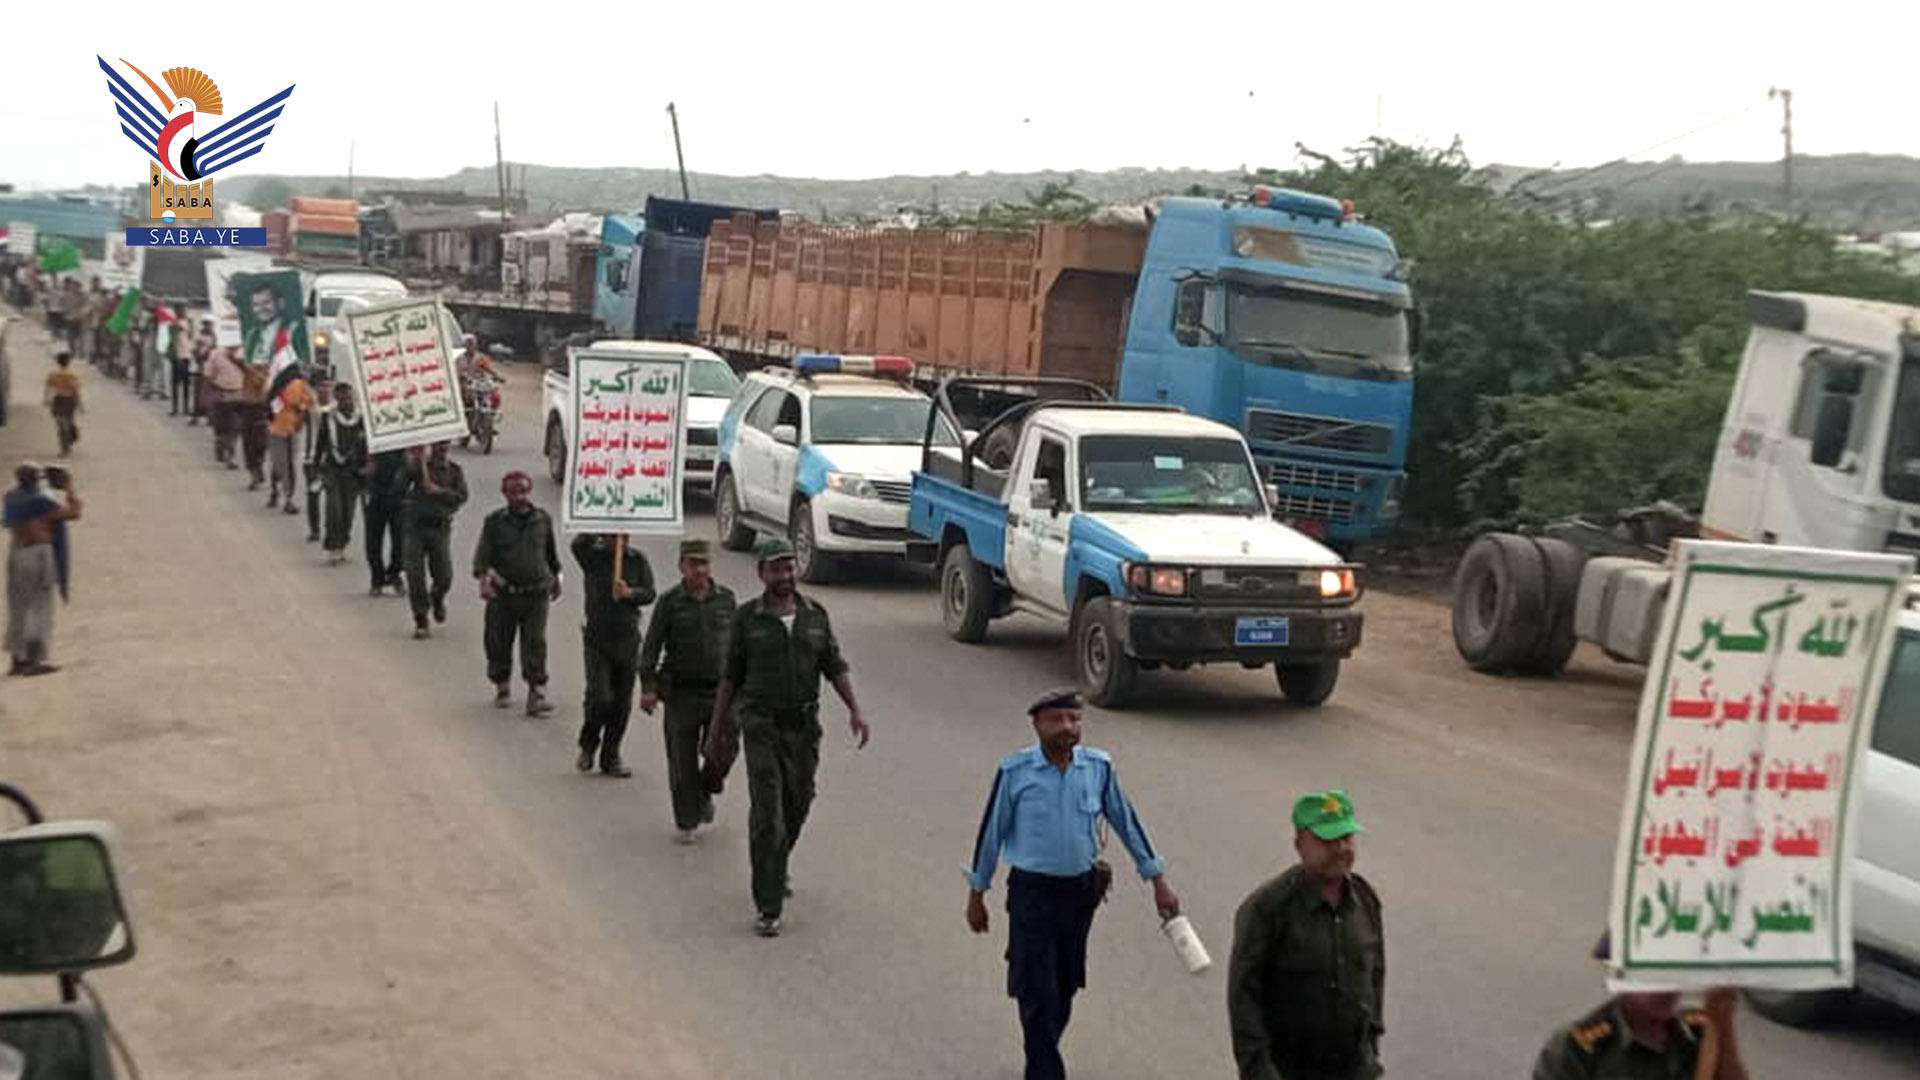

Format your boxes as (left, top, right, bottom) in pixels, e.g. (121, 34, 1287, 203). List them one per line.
(1271, 492, 1355, 524)
(1264, 461, 1362, 493)
(1192, 567, 1320, 605)
(869, 479, 913, 504)
(1246, 409, 1392, 456)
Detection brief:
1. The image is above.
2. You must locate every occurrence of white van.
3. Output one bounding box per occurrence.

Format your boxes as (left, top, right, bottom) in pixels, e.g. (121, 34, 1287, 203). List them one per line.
(304, 270, 464, 375)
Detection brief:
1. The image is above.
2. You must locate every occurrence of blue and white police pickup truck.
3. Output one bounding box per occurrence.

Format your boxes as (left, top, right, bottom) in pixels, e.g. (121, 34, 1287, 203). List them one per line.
(908, 378, 1364, 708)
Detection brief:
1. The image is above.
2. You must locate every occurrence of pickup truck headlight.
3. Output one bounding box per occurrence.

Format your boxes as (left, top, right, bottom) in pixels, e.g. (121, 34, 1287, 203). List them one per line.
(826, 472, 878, 500)
(1307, 568, 1357, 599)
(313, 331, 330, 350)
(1125, 563, 1188, 597)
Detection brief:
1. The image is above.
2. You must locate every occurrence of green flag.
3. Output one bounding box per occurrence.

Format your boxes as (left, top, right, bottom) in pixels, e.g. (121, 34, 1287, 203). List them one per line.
(38, 238, 80, 274)
(106, 287, 141, 336)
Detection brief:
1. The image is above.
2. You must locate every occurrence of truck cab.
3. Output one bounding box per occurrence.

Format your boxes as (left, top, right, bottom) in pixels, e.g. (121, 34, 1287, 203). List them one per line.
(304, 269, 408, 372)
(1115, 189, 1416, 550)
(911, 377, 1363, 708)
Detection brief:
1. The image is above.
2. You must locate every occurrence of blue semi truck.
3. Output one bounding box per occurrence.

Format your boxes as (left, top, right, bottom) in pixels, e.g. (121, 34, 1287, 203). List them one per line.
(593, 196, 777, 341)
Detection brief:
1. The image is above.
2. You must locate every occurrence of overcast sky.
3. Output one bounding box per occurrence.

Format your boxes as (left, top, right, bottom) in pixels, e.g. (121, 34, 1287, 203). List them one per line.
(7, 1, 1916, 192)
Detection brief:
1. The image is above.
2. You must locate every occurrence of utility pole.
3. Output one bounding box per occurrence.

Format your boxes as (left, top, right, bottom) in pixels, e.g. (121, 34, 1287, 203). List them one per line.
(1769, 86, 1794, 219)
(667, 102, 691, 200)
(494, 100, 509, 227)
(347, 138, 355, 203)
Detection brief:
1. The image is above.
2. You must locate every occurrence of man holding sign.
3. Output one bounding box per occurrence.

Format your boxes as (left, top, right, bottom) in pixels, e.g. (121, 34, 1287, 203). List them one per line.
(1532, 933, 1747, 1080)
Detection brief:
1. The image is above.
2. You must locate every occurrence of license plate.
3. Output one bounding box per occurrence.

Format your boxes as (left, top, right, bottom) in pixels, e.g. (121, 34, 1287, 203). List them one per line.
(1234, 616, 1290, 647)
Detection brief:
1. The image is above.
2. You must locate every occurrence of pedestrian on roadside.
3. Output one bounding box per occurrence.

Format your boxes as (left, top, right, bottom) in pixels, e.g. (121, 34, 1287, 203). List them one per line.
(237, 358, 271, 490)
(400, 442, 467, 639)
(265, 363, 314, 514)
(311, 381, 368, 565)
(965, 687, 1180, 1080)
(363, 448, 408, 596)
(189, 316, 215, 427)
(302, 379, 334, 543)
(704, 536, 869, 938)
(639, 538, 736, 843)
(168, 310, 195, 417)
(570, 533, 657, 778)
(205, 345, 245, 468)
(43, 351, 81, 457)
(5, 463, 81, 677)
(1227, 789, 1385, 1080)
(472, 470, 561, 715)
(1531, 934, 1749, 1080)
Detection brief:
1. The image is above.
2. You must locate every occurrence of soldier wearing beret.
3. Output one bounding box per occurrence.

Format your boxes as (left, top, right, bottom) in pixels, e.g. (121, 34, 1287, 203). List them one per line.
(1531, 934, 1748, 1079)
(705, 536, 869, 937)
(1227, 789, 1385, 1080)
(966, 687, 1180, 1080)
(639, 537, 737, 841)
(570, 533, 657, 777)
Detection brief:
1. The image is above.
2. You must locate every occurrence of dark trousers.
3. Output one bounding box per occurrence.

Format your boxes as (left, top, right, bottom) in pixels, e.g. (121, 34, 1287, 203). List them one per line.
(484, 590, 550, 687)
(212, 400, 238, 462)
(323, 470, 364, 552)
(404, 521, 452, 624)
(1006, 868, 1101, 1080)
(50, 398, 78, 455)
(365, 498, 405, 588)
(578, 628, 640, 766)
(742, 712, 821, 918)
(664, 689, 716, 829)
(240, 405, 270, 480)
(170, 365, 191, 414)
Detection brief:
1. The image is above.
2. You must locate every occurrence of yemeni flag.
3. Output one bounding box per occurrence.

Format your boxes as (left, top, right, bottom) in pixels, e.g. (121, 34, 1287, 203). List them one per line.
(106, 287, 142, 335)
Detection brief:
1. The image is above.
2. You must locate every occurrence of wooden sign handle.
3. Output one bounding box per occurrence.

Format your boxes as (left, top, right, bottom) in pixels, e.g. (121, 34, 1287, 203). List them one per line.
(613, 534, 626, 598)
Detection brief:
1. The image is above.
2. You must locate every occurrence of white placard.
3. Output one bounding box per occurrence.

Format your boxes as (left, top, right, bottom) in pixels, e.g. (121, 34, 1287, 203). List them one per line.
(561, 347, 689, 536)
(339, 297, 468, 453)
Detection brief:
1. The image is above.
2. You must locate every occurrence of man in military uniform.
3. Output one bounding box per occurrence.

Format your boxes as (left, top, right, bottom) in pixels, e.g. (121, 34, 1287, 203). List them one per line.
(399, 441, 468, 641)
(570, 533, 656, 777)
(364, 448, 409, 596)
(1227, 789, 1386, 1080)
(639, 538, 736, 843)
(705, 536, 869, 937)
(473, 470, 563, 716)
(1531, 934, 1748, 1080)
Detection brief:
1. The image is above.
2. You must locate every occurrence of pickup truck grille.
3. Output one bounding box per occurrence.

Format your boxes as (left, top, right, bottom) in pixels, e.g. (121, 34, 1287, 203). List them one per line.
(1264, 461, 1363, 493)
(1271, 492, 1356, 524)
(686, 427, 718, 446)
(869, 479, 913, 504)
(1192, 567, 1323, 605)
(1246, 409, 1392, 456)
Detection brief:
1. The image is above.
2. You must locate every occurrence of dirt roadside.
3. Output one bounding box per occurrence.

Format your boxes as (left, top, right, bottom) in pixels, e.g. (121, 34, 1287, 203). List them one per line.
(0, 316, 707, 1080)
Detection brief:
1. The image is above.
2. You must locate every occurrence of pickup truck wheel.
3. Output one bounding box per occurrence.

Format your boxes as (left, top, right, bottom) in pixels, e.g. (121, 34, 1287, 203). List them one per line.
(1075, 597, 1138, 708)
(941, 544, 992, 643)
(544, 417, 566, 484)
(1743, 987, 1854, 1028)
(1276, 659, 1341, 706)
(1450, 533, 1549, 674)
(714, 474, 755, 552)
(791, 501, 834, 584)
(1516, 537, 1582, 676)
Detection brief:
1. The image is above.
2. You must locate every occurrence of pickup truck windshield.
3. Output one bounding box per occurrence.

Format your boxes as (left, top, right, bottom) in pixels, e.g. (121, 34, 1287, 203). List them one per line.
(1226, 282, 1412, 377)
(1079, 436, 1264, 514)
(811, 396, 959, 446)
(689, 358, 741, 398)
(1885, 354, 1920, 504)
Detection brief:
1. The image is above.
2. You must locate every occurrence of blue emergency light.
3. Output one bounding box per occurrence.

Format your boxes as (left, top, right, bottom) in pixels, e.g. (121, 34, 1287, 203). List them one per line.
(1252, 186, 1354, 222)
(793, 353, 915, 379)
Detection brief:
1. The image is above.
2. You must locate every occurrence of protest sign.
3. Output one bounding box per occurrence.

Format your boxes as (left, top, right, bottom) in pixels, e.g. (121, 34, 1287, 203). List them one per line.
(231, 268, 311, 376)
(338, 297, 467, 453)
(98, 231, 144, 292)
(1607, 540, 1912, 991)
(561, 346, 689, 536)
(203, 254, 272, 346)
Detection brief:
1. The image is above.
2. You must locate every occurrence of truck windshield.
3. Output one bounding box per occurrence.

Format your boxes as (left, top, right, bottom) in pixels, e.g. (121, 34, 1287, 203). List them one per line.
(1079, 436, 1263, 514)
(1225, 282, 1411, 377)
(688, 358, 741, 398)
(1884, 354, 1920, 504)
(811, 396, 959, 446)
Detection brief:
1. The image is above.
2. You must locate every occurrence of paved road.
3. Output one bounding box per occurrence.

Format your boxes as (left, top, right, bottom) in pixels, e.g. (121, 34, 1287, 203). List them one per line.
(17, 341, 1918, 1077)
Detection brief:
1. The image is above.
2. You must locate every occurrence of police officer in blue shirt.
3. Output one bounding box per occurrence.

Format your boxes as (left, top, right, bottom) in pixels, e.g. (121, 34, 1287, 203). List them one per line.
(966, 687, 1181, 1080)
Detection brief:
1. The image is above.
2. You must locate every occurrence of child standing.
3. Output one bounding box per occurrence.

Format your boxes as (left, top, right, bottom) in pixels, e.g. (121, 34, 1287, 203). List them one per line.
(43, 351, 81, 457)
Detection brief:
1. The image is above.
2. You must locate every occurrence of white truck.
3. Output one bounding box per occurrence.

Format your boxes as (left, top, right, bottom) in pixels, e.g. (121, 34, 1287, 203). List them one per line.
(909, 377, 1363, 708)
(1450, 290, 1920, 1022)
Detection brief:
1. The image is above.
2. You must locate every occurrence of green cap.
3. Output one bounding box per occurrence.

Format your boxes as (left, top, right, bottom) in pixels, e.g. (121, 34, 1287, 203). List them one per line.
(754, 536, 796, 564)
(679, 538, 711, 560)
(1291, 789, 1363, 841)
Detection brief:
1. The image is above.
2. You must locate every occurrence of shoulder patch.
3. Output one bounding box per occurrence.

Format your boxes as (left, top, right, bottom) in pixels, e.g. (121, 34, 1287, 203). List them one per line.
(1569, 1018, 1614, 1054)
(1000, 746, 1038, 771)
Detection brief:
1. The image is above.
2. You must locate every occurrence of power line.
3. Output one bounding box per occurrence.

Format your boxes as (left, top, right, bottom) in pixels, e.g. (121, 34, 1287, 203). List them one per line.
(1528, 98, 1772, 196)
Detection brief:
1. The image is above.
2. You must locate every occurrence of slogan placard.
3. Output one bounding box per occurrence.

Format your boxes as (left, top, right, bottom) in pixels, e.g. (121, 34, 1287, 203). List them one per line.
(98, 231, 145, 292)
(561, 347, 689, 536)
(1607, 541, 1912, 991)
(339, 297, 467, 453)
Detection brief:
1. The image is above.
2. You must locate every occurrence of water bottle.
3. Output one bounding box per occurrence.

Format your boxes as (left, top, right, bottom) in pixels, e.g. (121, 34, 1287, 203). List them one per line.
(1162, 914, 1211, 975)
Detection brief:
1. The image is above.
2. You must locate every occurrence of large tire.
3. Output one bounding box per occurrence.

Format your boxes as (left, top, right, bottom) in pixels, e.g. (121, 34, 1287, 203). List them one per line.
(1074, 597, 1139, 708)
(941, 544, 993, 643)
(1276, 658, 1341, 706)
(1450, 533, 1550, 673)
(544, 416, 567, 484)
(1516, 537, 1583, 676)
(714, 473, 755, 552)
(791, 500, 834, 584)
(1743, 987, 1854, 1028)
(981, 426, 1020, 470)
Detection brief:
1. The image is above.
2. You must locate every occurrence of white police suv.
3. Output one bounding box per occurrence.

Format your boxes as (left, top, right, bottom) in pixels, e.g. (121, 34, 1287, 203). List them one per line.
(712, 354, 958, 582)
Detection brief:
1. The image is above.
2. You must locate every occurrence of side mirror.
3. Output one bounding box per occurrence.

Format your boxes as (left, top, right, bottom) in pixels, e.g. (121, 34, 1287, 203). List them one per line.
(1172, 279, 1208, 348)
(1029, 478, 1054, 511)
(772, 424, 799, 447)
(0, 1003, 117, 1080)
(1264, 482, 1282, 509)
(0, 823, 136, 976)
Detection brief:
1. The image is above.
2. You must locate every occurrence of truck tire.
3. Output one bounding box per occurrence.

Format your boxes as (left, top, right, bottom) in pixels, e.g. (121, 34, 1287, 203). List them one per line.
(1450, 533, 1549, 673)
(941, 544, 992, 643)
(544, 416, 566, 484)
(1074, 597, 1139, 708)
(982, 426, 1020, 470)
(1516, 537, 1583, 676)
(791, 500, 834, 584)
(714, 474, 755, 552)
(1743, 987, 1854, 1028)
(1276, 659, 1341, 706)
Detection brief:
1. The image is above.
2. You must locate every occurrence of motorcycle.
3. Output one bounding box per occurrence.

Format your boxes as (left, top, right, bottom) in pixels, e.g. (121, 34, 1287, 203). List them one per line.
(462, 371, 502, 455)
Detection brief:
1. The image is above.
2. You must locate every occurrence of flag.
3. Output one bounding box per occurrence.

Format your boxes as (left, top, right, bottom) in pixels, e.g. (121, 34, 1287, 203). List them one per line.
(106, 288, 142, 335)
(38, 239, 80, 274)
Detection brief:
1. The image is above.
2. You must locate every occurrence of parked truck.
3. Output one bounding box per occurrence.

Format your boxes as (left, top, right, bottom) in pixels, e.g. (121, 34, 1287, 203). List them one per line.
(909, 376, 1363, 708)
(595, 197, 778, 342)
(697, 187, 1417, 550)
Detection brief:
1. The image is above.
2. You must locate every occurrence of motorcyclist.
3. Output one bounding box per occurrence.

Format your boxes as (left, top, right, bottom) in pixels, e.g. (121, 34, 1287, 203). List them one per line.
(455, 335, 505, 445)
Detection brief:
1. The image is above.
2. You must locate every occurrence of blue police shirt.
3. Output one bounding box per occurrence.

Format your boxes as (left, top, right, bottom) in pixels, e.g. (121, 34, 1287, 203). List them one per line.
(966, 744, 1165, 892)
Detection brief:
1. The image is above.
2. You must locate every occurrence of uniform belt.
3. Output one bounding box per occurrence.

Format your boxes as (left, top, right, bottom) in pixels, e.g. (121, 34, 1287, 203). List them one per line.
(672, 678, 719, 691)
(1009, 867, 1097, 888)
(498, 579, 551, 595)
